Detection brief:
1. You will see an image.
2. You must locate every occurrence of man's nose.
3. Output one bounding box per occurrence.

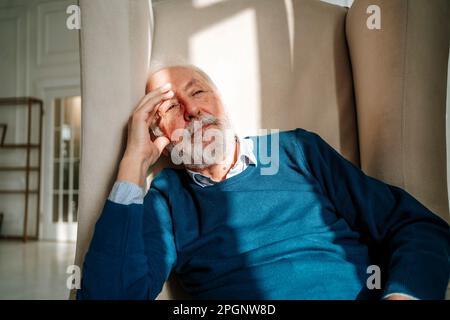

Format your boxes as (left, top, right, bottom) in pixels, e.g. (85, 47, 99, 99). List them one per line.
(183, 101, 200, 121)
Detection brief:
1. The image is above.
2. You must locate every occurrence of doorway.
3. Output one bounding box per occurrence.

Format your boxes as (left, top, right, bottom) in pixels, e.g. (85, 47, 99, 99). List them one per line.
(48, 96, 80, 241)
(40, 84, 81, 242)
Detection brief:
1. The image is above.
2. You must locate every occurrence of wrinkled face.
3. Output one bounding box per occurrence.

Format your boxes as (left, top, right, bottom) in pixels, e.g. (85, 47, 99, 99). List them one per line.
(146, 66, 226, 137)
(146, 66, 234, 169)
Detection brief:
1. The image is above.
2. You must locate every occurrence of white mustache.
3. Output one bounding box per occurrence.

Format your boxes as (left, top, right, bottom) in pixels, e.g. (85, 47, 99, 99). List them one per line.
(184, 114, 220, 136)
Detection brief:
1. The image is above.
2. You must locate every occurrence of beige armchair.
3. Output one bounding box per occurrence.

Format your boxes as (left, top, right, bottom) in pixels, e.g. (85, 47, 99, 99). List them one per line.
(74, 0, 450, 299)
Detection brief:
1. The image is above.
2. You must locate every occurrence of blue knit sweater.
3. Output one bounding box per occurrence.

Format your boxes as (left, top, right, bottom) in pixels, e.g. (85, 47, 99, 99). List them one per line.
(77, 129, 450, 300)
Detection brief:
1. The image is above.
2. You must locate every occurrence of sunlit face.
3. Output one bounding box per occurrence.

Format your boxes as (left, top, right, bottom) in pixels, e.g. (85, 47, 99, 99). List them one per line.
(146, 66, 235, 169)
(146, 66, 227, 140)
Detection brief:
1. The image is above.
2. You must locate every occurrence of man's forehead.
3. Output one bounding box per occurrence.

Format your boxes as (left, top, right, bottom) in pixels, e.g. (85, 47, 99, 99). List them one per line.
(146, 67, 205, 91)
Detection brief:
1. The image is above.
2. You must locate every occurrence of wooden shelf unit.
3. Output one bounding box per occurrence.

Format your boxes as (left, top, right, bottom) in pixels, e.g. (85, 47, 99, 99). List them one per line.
(0, 97, 43, 242)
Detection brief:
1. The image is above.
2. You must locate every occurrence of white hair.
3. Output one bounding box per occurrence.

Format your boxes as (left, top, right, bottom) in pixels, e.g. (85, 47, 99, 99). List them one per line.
(148, 58, 217, 90)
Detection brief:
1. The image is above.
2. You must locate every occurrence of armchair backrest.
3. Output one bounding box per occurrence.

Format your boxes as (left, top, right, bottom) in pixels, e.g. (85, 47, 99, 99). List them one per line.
(74, 0, 450, 300)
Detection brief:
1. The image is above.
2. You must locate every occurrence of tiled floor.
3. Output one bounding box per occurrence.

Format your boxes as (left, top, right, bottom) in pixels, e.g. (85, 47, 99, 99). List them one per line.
(0, 240, 448, 300)
(0, 240, 76, 300)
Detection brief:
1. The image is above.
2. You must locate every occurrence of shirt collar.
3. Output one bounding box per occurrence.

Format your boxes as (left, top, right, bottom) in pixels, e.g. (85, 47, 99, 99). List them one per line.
(238, 135, 257, 166)
(186, 135, 256, 186)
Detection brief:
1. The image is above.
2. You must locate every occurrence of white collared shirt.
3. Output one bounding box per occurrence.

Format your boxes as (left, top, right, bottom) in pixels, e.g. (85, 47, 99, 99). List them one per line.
(185, 135, 257, 187)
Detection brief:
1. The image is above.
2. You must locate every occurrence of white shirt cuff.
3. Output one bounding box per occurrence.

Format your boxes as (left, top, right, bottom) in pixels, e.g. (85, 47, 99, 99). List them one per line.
(108, 181, 145, 205)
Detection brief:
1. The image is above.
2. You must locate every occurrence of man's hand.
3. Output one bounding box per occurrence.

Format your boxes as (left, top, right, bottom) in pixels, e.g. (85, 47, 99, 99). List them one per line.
(117, 83, 173, 187)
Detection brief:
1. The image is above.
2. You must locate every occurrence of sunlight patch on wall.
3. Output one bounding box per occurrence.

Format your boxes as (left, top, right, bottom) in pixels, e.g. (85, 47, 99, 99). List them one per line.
(189, 8, 261, 138)
(283, 0, 294, 71)
(192, 0, 227, 9)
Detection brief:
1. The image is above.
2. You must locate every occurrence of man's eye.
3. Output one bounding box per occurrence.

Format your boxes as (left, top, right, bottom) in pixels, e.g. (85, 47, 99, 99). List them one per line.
(167, 103, 179, 111)
(192, 90, 204, 96)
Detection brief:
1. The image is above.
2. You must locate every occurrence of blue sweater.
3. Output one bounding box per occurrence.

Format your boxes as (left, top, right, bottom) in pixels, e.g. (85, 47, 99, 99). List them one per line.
(77, 129, 450, 300)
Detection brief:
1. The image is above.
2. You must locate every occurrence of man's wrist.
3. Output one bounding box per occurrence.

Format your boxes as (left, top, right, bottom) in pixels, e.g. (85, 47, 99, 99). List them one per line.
(117, 154, 149, 187)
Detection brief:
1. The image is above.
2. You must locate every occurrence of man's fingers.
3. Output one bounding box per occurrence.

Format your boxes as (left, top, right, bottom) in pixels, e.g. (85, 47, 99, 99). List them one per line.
(153, 136, 170, 155)
(142, 94, 173, 127)
(136, 83, 172, 111)
(140, 83, 171, 105)
(135, 90, 174, 120)
(158, 98, 177, 114)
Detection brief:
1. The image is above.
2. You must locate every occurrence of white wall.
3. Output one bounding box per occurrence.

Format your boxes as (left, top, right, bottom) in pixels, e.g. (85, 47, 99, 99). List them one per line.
(0, 0, 80, 239)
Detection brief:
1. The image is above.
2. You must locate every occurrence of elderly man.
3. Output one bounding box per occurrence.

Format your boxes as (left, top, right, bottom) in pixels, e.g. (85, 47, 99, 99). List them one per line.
(77, 65, 449, 300)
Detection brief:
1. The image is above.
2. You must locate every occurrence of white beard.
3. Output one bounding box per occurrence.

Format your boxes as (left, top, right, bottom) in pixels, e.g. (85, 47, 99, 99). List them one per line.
(167, 113, 236, 170)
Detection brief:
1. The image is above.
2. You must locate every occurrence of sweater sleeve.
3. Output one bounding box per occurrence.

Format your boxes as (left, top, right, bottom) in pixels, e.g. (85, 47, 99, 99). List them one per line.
(76, 186, 177, 300)
(296, 129, 450, 300)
